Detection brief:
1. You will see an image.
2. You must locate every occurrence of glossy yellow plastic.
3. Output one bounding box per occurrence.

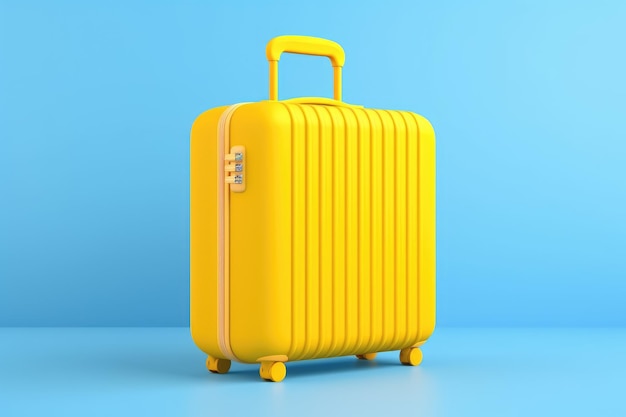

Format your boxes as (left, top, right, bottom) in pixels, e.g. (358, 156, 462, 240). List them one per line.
(356, 353, 377, 361)
(190, 35, 435, 381)
(206, 356, 231, 374)
(266, 35, 345, 66)
(259, 361, 287, 382)
(266, 35, 344, 101)
(400, 347, 423, 366)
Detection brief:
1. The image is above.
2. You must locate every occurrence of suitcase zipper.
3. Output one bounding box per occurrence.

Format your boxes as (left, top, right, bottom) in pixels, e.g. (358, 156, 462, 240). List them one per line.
(216, 103, 248, 362)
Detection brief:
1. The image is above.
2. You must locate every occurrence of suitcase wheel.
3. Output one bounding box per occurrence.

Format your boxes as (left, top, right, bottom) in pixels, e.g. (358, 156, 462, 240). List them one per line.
(355, 353, 377, 361)
(206, 356, 231, 374)
(399, 347, 423, 366)
(259, 361, 287, 382)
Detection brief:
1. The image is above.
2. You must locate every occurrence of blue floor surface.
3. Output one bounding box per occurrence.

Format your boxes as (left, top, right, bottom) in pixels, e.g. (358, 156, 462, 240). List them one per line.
(1, 328, 624, 416)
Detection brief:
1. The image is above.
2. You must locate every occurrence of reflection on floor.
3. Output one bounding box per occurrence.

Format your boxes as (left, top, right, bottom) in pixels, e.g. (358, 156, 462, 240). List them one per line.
(1, 327, 624, 417)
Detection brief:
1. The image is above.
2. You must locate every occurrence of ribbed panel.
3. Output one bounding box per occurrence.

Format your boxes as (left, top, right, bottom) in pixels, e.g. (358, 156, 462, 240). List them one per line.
(284, 104, 420, 360)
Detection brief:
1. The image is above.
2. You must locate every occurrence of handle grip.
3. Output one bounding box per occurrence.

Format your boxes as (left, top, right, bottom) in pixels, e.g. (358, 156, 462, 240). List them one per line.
(265, 35, 345, 101)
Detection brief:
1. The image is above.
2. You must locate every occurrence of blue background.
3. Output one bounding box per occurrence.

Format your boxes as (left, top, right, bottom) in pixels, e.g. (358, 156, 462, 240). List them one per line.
(1, 0, 625, 327)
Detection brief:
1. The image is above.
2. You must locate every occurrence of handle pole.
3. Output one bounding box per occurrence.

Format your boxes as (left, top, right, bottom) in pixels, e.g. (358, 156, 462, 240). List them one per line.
(266, 35, 345, 101)
(333, 67, 342, 102)
(269, 60, 279, 101)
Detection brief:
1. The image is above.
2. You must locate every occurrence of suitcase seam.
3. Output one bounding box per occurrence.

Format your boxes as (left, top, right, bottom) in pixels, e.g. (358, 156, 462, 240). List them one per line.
(216, 103, 248, 362)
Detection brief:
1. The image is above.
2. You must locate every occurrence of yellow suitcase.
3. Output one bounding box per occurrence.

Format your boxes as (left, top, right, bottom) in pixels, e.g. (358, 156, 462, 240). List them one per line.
(190, 36, 435, 382)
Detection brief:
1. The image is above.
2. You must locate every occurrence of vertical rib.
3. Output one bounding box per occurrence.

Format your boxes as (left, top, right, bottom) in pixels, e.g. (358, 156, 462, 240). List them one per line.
(288, 104, 296, 356)
(302, 105, 320, 358)
(285, 104, 308, 359)
(377, 111, 394, 351)
(403, 112, 419, 345)
(327, 106, 346, 355)
(338, 107, 355, 356)
(314, 106, 332, 357)
(399, 112, 411, 348)
(365, 110, 383, 353)
(389, 111, 408, 348)
(353, 108, 361, 354)
(356, 109, 372, 353)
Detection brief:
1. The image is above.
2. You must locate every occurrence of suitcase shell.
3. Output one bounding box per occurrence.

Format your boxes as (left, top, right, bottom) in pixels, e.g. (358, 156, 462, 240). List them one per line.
(190, 36, 435, 378)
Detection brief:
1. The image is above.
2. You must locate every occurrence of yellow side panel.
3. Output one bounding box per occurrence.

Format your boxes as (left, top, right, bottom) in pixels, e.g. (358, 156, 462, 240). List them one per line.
(228, 103, 293, 363)
(189, 106, 227, 358)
